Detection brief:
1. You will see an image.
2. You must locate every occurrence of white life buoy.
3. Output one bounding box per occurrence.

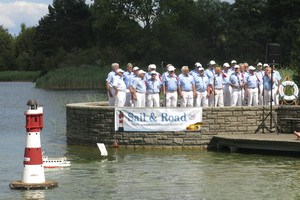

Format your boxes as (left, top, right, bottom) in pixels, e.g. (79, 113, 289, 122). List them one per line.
(279, 81, 299, 101)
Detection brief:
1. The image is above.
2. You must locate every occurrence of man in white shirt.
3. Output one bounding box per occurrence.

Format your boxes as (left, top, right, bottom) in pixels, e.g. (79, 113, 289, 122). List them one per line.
(112, 69, 126, 107)
(222, 63, 232, 106)
(245, 66, 260, 106)
(106, 63, 119, 106)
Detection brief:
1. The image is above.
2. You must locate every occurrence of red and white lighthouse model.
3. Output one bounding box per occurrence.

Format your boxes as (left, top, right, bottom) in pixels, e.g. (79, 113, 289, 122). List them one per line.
(22, 99, 45, 183)
(10, 100, 58, 190)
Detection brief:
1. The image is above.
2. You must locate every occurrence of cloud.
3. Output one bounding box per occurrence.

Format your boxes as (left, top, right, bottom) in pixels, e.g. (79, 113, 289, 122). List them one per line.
(0, 1, 49, 36)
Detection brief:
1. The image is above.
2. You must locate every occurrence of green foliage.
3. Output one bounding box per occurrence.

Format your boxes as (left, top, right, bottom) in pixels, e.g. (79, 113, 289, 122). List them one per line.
(0, 26, 15, 70)
(0, 0, 300, 89)
(35, 65, 110, 89)
(0, 71, 40, 81)
(34, 0, 93, 58)
(14, 24, 37, 70)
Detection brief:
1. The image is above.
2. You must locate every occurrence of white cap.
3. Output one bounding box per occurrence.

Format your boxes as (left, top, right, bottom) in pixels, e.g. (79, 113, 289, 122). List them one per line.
(248, 66, 255, 71)
(223, 63, 230, 68)
(263, 63, 269, 67)
(195, 62, 202, 67)
(168, 66, 176, 71)
(231, 60, 237, 64)
(116, 69, 124, 73)
(234, 65, 240, 69)
(150, 71, 157, 75)
(138, 70, 146, 75)
(257, 62, 262, 66)
(199, 67, 204, 71)
(209, 60, 216, 65)
(133, 66, 139, 71)
(149, 64, 156, 69)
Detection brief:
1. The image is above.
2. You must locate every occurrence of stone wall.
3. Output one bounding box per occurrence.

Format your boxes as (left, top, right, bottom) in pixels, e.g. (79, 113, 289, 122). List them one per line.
(66, 102, 300, 147)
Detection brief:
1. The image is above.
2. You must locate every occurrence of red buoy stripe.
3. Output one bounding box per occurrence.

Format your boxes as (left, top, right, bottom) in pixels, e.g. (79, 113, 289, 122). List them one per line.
(23, 147, 43, 165)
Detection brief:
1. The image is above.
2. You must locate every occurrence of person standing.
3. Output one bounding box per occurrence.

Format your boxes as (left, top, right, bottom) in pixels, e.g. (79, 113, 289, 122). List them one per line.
(193, 66, 210, 107)
(112, 69, 126, 107)
(146, 71, 161, 107)
(123, 63, 134, 106)
(229, 65, 246, 106)
(106, 63, 119, 106)
(245, 66, 260, 106)
(161, 64, 173, 81)
(162, 66, 179, 107)
(129, 66, 140, 107)
(229, 60, 238, 72)
(145, 64, 162, 81)
(222, 63, 232, 106)
(256, 62, 264, 105)
(262, 67, 276, 105)
(213, 67, 224, 107)
(272, 65, 281, 105)
(205, 60, 216, 107)
(239, 63, 248, 106)
(132, 70, 147, 107)
(178, 66, 197, 107)
(190, 62, 202, 106)
(190, 62, 202, 76)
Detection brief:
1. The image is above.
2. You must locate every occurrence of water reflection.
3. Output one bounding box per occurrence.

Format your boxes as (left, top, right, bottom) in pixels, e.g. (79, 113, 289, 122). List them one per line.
(22, 190, 45, 200)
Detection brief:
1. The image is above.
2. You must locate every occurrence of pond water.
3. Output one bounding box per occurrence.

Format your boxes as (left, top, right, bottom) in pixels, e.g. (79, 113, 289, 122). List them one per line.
(1, 82, 299, 200)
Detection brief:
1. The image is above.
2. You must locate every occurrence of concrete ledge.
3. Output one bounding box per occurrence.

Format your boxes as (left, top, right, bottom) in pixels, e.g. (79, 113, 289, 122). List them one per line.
(66, 102, 300, 147)
(211, 134, 300, 152)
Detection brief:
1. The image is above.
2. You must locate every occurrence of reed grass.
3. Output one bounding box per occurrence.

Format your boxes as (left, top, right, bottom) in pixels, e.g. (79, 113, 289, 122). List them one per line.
(278, 67, 296, 81)
(0, 71, 40, 82)
(34, 65, 297, 89)
(35, 65, 110, 89)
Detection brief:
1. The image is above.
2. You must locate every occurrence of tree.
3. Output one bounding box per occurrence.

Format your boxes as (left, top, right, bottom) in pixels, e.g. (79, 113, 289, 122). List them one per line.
(34, 0, 93, 58)
(0, 26, 15, 70)
(14, 24, 37, 70)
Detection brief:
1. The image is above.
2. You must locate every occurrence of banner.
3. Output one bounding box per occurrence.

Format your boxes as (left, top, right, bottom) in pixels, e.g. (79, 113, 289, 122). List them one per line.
(115, 108, 202, 132)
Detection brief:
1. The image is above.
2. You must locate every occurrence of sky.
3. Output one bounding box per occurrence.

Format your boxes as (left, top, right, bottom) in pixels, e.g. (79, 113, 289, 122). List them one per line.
(0, 0, 234, 36)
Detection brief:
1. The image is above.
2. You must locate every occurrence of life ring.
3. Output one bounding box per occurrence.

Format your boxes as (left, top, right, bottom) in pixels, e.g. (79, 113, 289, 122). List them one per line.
(279, 81, 299, 101)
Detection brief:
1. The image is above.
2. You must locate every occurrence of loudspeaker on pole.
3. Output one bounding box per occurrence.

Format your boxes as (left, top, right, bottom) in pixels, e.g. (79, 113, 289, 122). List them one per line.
(265, 43, 281, 64)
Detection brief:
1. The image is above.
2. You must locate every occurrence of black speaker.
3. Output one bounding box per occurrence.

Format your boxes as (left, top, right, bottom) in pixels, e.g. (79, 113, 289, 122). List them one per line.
(265, 43, 281, 64)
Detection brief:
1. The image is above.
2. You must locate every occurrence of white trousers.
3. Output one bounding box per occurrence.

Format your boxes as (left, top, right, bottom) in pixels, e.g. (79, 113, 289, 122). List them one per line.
(215, 89, 224, 107)
(165, 91, 178, 107)
(231, 88, 242, 106)
(134, 92, 146, 107)
(125, 89, 131, 107)
(195, 91, 208, 107)
(146, 93, 160, 107)
(274, 86, 279, 105)
(247, 88, 258, 106)
(223, 84, 231, 106)
(242, 88, 247, 106)
(208, 91, 214, 107)
(115, 91, 126, 107)
(180, 91, 193, 107)
(264, 89, 277, 105)
(258, 84, 264, 105)
(108, 87, 115, 106)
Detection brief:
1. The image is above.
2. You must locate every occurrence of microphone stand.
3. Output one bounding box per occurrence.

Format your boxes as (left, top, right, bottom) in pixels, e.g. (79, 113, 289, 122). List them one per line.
(255, 61, 279, 134)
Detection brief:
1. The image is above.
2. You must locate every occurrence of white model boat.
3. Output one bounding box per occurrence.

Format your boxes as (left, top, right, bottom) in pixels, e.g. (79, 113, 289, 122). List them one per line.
(42, 155, 71, 168)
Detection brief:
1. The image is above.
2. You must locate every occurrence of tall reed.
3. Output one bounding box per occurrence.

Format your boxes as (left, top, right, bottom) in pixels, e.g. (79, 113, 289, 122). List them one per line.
(35, 65, 110, 89)
(0, 71, 40, 82)
(34, 65, 296, 89)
